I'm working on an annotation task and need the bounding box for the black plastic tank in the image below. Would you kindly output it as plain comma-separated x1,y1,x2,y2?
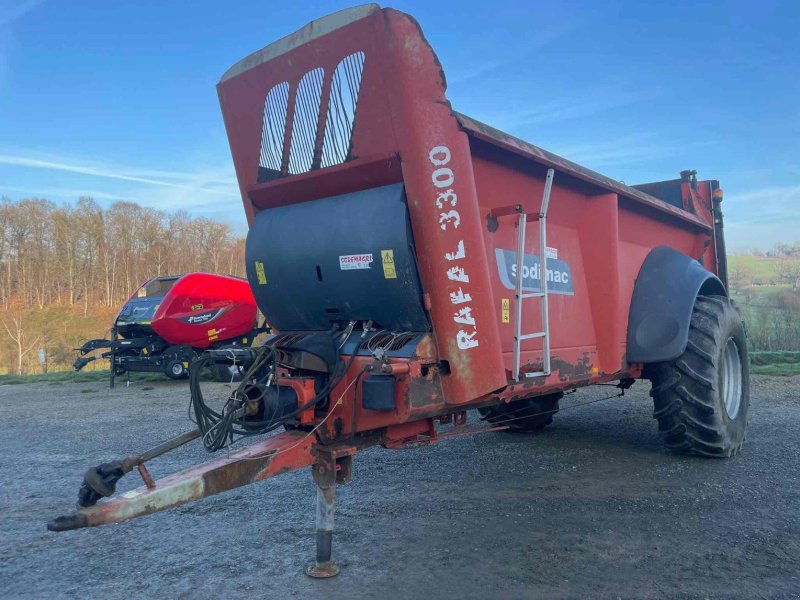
245,183,429,332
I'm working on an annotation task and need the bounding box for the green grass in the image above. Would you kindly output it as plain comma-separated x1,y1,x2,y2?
749,351,800,376
732,284,793,304
729,255,786,281
750,351,800,365
751,363,800,376
0,370,165,385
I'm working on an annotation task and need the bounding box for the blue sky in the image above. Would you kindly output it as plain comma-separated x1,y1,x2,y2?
0,0,797,250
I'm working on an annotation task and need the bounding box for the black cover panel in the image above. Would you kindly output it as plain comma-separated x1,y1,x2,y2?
246,183,429,331
626,246,726,363
631,179,683,209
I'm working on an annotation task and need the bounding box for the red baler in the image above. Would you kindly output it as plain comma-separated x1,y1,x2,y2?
74,273,258,384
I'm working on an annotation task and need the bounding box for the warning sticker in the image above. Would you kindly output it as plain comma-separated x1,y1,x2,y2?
254,261,267,284
339,254,373,270
381,249,397,279
501,298,510,323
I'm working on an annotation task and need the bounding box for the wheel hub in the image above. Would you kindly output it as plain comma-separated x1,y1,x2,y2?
721,337,743,419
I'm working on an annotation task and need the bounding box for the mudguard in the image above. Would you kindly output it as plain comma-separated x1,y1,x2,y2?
627,246,727,364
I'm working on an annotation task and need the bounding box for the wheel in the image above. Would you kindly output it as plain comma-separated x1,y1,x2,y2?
647,295,749,457
164,359,188,380
478,393,562,432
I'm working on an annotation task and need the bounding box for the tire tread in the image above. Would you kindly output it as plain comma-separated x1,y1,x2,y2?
646,294,748,458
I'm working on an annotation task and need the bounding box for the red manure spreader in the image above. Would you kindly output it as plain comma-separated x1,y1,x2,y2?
49,5,748,578
74,273,259,385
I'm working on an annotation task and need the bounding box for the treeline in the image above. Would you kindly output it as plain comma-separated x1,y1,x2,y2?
736,242,800,258
0,197,245,312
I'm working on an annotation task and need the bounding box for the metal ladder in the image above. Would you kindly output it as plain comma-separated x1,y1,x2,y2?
512,168,555,381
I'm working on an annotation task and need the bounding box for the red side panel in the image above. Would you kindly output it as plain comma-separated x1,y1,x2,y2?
380,10,506,403
151,273,257,348
217,7,507,404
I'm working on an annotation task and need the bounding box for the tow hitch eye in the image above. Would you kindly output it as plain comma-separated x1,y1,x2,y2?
79,459,136,508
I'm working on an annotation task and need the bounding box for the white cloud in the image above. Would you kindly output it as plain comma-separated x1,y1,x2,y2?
546,134,681,170
715,183,800,250
480,89,653,132
725,183,800,206
0,184,133,201
0,150,239,197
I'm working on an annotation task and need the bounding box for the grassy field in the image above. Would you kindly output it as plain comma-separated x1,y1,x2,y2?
0,369,167,385
728,255,784,281
749,351,800,376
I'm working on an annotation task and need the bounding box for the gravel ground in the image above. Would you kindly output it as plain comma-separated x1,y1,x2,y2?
1,374,799,599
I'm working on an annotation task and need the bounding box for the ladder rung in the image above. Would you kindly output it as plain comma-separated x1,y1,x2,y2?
524,371,549,378
518,332,546,340
520,292,545,299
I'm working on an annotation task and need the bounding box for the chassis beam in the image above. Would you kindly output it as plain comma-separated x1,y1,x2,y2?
48,430,316,531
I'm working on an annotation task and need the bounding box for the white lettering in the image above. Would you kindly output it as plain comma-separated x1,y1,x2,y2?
429,146,451,166
435,189,457,209
449,288,472,304
456,330,479,350
428,145,480,351
453,306,476,326
432,167,454,188
439,210,460,230
446,266,469,283
445,240,466,261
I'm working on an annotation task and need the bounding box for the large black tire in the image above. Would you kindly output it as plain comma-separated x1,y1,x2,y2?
479,393,562,432
647,295,749,457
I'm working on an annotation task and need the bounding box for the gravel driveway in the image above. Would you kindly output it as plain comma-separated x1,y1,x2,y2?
1,375,798,599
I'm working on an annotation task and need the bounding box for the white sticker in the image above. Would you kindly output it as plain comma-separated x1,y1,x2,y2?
545,246,558,259
339,254,374,270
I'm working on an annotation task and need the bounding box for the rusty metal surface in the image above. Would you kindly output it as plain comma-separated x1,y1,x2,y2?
48,430,316,531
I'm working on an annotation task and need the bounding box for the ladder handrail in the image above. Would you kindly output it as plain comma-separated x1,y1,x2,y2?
512,212,527,380
512,168,555,381
538,169,555,378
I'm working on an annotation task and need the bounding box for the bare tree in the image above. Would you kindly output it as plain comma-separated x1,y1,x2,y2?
2,314,41,375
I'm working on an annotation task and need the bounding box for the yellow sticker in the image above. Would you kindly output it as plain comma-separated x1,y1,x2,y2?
255,261,267,285
501,298,510,323
242,338,248,344
142,347,149,355
207,329,218,338
381,249,397,279
182,361,189,368
191,303,203,311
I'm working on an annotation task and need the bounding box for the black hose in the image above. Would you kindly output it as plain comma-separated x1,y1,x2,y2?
189,331,366,452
